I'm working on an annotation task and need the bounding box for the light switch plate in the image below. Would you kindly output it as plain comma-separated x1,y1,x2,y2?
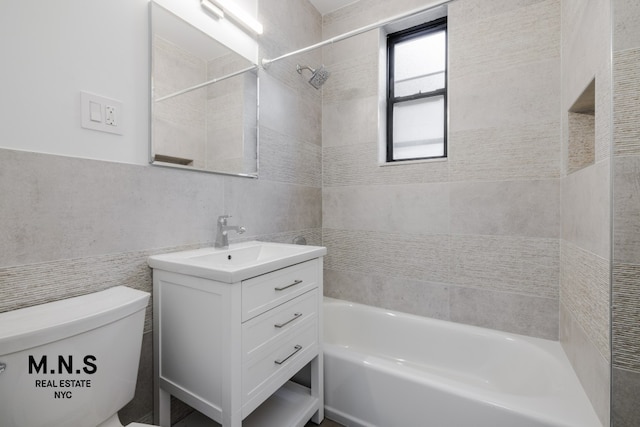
80,91,123,135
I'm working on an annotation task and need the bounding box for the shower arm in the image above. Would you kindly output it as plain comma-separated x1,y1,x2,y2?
261,0,454,69
297,65,315,74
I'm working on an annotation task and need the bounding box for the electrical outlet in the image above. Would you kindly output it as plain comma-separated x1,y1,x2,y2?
80,91,123,135
105,105,117,126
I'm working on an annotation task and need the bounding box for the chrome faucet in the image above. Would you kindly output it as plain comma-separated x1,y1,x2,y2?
215,215,246,249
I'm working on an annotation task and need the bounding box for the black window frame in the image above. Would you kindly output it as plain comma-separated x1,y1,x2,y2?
386,17,448,163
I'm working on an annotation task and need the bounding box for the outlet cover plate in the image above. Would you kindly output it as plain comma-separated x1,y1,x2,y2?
81,91,123,135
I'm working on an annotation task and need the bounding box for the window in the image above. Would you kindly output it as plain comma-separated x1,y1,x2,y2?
386,18,447,162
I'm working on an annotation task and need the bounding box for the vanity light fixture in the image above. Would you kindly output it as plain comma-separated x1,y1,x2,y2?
202,0,263,35
200,0,224,19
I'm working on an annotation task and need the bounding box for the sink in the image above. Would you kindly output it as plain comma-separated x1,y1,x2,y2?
147,241,327,283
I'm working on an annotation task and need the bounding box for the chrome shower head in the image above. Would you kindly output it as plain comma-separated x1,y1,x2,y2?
296,64,330,89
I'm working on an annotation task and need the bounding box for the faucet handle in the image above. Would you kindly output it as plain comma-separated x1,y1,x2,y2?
217,215,231,224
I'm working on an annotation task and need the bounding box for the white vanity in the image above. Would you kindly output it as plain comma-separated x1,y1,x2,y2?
148,241,326,427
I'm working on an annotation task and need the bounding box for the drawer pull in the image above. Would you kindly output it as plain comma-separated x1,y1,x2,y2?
274,345,302,365
274,279,303,291
274,312,303,328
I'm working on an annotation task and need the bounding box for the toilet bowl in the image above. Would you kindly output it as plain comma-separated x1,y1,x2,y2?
0,286,159,427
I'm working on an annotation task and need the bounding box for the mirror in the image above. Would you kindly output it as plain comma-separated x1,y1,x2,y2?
150,2,258,177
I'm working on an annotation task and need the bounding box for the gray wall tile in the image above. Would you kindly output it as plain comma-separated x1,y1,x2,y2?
449,286,559,339
560,241,610,361
323,183,450,235
260,71,322,147
446,0,552,24
321,31,378,67
323,228,450,284
612,368,640,427
612,8,640,421
324,268,450,321
323,143,450,186
259,126,322,187
450,235,559,299
450,179,560,238
560,303,611,421
562,159,611,259
613,0,640,52
567,111,595,174
0,246,167,331
595,64,613,163
561,2,612,423
322,96,378,148
0,149,225,266
613,262,640,372
449,59,560,134
448,122,561,181
613,156,640,264
613,49,640,156
449,0,560,81
321,50,378,103
224,174,321,239
561,0,611,110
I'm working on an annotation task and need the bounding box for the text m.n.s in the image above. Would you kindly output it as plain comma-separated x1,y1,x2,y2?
28,355,97,375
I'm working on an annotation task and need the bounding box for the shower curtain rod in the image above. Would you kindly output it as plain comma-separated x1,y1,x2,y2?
261,0,453,68
154,64,258,102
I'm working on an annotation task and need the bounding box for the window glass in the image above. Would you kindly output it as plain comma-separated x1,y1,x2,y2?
392,96,445,159
394,31,446,97
386,18,447,162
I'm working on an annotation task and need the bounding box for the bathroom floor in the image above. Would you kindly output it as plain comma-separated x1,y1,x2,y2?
174,411,344,427
306,419,344,427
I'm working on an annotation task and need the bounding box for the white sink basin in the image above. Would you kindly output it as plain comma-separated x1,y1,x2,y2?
147,241,327,283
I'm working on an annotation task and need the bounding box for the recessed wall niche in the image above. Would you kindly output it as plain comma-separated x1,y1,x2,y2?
568,79,596,174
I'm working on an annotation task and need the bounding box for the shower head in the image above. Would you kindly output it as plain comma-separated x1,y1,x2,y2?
296,64,330,89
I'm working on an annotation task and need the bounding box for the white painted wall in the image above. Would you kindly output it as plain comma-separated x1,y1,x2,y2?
0,0,150,164
0,0,258,166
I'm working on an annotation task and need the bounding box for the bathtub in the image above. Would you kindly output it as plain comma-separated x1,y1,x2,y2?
323,298,602,427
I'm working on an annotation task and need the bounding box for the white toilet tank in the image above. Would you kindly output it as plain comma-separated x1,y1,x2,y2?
0,286,150,427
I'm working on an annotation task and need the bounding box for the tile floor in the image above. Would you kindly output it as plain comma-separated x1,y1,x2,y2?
173,411,344,426
305,418,344,427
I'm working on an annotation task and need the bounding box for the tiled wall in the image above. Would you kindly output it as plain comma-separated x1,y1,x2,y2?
322,0,562,339
612,0,640,424
559,0,611,424
0,0,322,424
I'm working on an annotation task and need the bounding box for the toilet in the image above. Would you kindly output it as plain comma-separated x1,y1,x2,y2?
0,286,158,427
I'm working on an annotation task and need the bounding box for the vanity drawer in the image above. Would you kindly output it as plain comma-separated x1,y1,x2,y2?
241,259,319,321
242,289,318,359
242,317,318,412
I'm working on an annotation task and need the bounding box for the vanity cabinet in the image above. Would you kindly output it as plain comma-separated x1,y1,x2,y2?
151,257,324,427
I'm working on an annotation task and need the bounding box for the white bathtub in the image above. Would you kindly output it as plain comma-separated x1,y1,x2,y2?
323,298,602,427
